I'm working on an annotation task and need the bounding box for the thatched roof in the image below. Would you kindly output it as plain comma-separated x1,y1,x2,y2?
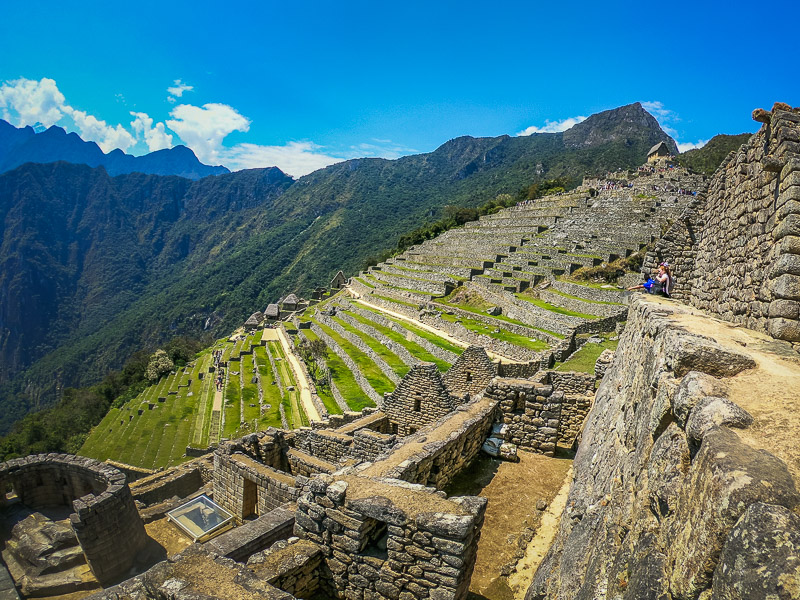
647,141,671,157
264,304,280,317
282,293,300,305
244,312,263,327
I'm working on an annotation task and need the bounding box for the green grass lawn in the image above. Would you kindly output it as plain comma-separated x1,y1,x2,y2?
351,301,464,356
311,318,394,397
555,334,620,374
515,292,600,319
544,286,625,305
343,310,451,371
302,328,376,412
438,312,549,351
253,346,286,429
332,316,409,377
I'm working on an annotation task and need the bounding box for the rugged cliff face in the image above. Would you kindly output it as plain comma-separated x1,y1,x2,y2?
528,295,800,600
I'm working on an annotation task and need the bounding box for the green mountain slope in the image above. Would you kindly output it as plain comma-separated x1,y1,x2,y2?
676,133,753,174
0,102,676,433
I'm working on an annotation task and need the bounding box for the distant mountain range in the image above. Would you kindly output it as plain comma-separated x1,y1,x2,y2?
0,120,230,179
0,102,690,432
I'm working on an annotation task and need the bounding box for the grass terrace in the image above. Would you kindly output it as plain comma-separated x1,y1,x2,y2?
515,292,601,319
300,328,375,412
555,333,620,374
343,310,451,371
332,315,410,378
438,312,549,352
311,318,395,397
351,301,464,355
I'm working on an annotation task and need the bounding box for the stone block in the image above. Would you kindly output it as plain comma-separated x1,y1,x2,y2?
685,397,754,441
771,273,800,300
774,214,800,241
768,317,800,341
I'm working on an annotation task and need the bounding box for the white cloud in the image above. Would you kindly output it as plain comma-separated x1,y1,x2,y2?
66,107,136,152
166,103,250,164
223,141,344,177
641,100,679,138
167,79,193,98
130,112,173,151
347,139,418,160
517,115,587,136
0,77,139,152
0,77,67,127
677,139,708,153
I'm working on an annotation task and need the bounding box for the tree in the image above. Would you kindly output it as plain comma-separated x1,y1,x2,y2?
145,349,174,382
297,338,328,385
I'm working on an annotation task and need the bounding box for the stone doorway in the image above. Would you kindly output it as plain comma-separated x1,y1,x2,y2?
242,478,258,518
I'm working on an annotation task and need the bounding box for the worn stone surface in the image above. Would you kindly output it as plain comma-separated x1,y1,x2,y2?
527,295,800,600
711,502,800,600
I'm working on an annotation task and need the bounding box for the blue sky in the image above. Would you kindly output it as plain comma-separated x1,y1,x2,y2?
1,0,797,176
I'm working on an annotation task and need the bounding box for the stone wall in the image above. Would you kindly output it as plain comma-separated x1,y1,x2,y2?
528,294,799,600
308,429,352,463
129,455,212,506
248,538,328,599
382,363,457,436
287,448,337,477
207,506,295,562
364,395,499,490
293,474,487,600
213,450,300,521
646,103,800,342
487,380,563,456
442,345,497,398
0,455,147,585
352,429,397,462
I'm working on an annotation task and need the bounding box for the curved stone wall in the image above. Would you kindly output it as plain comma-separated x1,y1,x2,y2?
0,454,147,585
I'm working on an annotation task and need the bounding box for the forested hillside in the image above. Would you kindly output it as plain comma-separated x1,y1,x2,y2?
0,102,679,432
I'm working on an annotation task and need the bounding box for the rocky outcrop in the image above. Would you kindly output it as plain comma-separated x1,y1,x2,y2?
527,295,800,600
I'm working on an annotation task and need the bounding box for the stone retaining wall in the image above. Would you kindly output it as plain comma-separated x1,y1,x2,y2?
129,456,212,506
528,294,797,600
287,449,337,477
309,322,383,406
352,429,397,462
487,380,563,456
0,454,147,585
344,301,459,364
316,312,401,384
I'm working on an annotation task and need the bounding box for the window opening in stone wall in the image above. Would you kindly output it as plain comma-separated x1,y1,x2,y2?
242,477,258,519
414,397,422,412
466,371,472,382
2,481,16,504
361,518,389,561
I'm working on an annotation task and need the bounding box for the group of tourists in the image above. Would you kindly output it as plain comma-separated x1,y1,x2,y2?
628,262,674,297
213,349,225,392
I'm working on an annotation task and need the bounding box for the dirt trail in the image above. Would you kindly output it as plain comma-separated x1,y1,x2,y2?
508,467,573,599
211,389,223,412
276,327,321,422
350,292,520,363
659,297,800,481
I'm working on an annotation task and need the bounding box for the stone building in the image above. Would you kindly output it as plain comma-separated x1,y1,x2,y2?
264,303,280,321
329,270,347,290
442,345,497,399
281,294,301,312
382,363,458,436
647,141,672,162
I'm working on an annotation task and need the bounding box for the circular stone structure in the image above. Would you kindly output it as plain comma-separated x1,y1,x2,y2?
0,453,147,585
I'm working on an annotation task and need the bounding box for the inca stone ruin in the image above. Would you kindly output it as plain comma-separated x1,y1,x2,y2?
1,103,799,600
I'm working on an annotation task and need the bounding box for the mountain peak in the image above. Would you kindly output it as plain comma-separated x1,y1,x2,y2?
562,102,678,154
0,119,230,180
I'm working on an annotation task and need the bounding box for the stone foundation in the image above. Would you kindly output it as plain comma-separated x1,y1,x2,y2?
0,454,147,585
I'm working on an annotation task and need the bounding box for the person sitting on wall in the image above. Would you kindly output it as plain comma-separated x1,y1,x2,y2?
628,263,673,297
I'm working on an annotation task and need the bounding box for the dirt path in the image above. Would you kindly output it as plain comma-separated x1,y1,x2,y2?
276,327,321,422
211,389,223,412
656,296,800,481
444,452,572,599
351,292,520,363
508,467,573,599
